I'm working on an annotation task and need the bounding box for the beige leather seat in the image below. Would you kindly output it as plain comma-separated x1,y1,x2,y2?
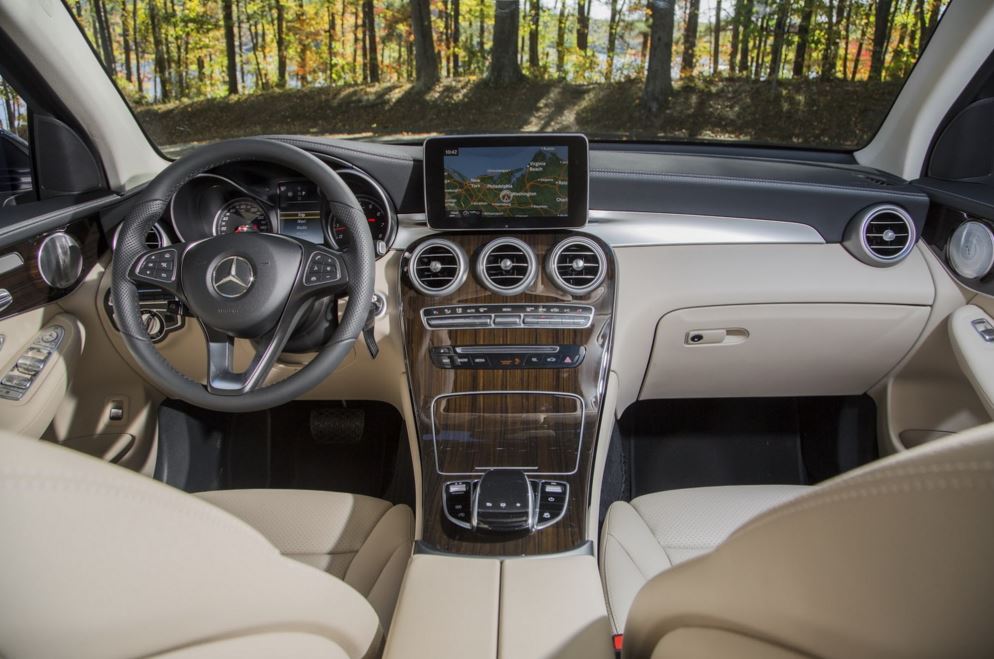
0,430,413,659
600,484,809,632
602,423,994,658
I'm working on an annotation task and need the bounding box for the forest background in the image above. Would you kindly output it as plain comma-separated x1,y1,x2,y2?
0,0,951,152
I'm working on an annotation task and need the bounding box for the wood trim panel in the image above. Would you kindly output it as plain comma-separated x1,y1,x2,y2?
0,219,104,321
401,231,615,556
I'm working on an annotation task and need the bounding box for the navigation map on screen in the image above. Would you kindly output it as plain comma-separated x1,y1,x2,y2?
442,145,569,218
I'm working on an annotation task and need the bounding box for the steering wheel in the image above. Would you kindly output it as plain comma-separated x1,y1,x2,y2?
112,138,374,412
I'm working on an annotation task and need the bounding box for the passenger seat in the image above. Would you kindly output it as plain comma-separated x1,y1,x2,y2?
600,485,807,632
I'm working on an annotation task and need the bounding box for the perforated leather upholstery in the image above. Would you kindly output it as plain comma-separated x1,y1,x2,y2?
611,423,994,658
0,430,412,659
196,489,413,629
600,485,807,632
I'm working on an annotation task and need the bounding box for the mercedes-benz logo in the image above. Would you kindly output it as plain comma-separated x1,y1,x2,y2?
212,256,254,298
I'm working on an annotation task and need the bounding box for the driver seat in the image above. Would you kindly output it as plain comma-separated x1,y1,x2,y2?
0,429,413,659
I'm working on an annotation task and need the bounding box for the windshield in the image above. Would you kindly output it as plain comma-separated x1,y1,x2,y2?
68,0,952,157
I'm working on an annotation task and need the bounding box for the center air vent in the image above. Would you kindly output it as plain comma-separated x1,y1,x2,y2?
843,204,916,267
476,238,537,295
547,237,607,295
407,238,468,297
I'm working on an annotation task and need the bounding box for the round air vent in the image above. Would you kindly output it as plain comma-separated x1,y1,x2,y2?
476,237,537,296
843,204,917,267
546,237,607,295
407,238,468,297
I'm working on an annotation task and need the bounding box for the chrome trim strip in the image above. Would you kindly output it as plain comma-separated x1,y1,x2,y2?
585,210,826,246
429,390,586,476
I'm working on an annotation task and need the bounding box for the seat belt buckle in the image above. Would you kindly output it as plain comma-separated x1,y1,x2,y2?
613,633,623,658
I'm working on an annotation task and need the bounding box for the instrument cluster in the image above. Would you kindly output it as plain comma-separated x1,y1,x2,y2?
167,164,396,258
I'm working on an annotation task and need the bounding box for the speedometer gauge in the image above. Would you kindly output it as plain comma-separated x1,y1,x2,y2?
214,198,272,235
948,220,994,280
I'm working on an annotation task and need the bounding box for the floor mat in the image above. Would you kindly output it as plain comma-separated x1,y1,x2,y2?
618,396,877,499
158,399,409,504
623,398,807,497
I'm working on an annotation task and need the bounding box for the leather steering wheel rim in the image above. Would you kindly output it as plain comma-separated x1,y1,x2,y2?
111,138,375,413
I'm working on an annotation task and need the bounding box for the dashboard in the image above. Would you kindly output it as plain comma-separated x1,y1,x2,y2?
164,161,397,256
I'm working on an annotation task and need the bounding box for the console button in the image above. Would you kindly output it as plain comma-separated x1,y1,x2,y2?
493,314,522,327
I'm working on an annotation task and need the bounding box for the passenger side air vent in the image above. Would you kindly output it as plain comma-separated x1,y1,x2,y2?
843,204,917,267
476,238,537,295
546,237,607,295
407,238,468,297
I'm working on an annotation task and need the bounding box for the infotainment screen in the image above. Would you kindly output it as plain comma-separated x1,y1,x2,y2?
423,134,588,230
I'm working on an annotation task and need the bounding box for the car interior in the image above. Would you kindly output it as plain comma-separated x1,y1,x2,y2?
1,0,993,657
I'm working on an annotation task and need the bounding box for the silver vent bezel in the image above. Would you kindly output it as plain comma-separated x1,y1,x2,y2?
844,204,917,267
407,238,469,297
475,237,538,296
546,237,607,295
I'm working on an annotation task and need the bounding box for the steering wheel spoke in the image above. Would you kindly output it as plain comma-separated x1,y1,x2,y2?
127,244,187,303
202,302,310,395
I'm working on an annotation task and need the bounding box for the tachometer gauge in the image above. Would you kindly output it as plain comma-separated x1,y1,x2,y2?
214,198,272,235
330,195,389,250
948,220,994,280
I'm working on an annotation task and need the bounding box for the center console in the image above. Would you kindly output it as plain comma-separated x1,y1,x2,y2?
401,230,613,555
387,134,615,659
403,134,613,557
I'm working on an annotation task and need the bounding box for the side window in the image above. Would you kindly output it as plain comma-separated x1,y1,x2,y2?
0,75,33,207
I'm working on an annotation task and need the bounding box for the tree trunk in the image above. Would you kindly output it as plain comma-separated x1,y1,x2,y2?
766,0,791,81
222,0,239,94
711,0,722,75
643,0,676,113
606,0,624,81
737,0,753,75
236,0,246,88
556,0,568,76
411,0,439,87
149,0,169,100
363,0,379,82
275,1,287,88
122,2,133,83
868,0,893,80
94,0,117,75
793,0,815,77
576,0,590,52
132,0,143,94
452,0,460,75
326,0,336,82
489,0,524,84
528,0,540,72
729,0,743,75
681,0,701,77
